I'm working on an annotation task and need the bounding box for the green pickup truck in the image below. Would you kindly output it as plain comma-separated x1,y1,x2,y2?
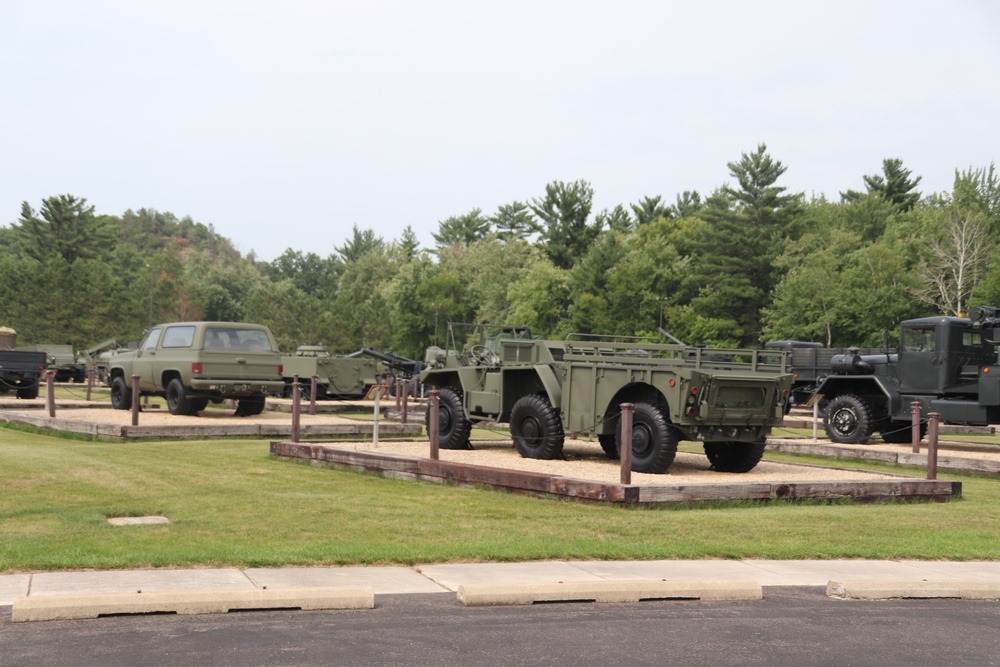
107,322,285,416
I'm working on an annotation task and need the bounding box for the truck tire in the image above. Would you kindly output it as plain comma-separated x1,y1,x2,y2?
615,402,677,474
510,394,565,460
880,421,927,444
704,439,767,473
191,397,210,413
824,394,874,444
235,396,266,416
16,382,39,400
428,386,471,450
110,376,132,410
598,434,618,459
166,378,196,416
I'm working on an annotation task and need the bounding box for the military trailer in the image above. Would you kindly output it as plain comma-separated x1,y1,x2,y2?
281,346,381,399
419,325,793,474
0,327,47,399
816,307,1000,444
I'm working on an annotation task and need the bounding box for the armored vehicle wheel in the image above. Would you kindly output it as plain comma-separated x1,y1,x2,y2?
191,398,210,413
235,396,266,416
880,420,927,444
615,402,677,474
110,376,132,410
428,386,471,449
166,378,196,415
824,394,874,444
510,394,565,460
704,439,767,473
598,434,618,459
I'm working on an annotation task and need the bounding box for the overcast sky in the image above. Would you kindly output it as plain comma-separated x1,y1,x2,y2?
2,1,998,262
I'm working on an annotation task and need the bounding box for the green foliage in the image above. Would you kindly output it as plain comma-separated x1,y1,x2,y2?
489,201,538,242
17,194,115,263
842,158,923,212
335,225,384,262
530,179,601,269
432,208,492,250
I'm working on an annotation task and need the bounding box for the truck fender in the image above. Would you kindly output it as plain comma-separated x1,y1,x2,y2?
532,364,562,408
813,375,897,412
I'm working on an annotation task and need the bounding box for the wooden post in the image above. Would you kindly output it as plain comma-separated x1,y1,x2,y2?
620,402,634,485
130,374,140,426
291,374,301,444
428,389,440,460
401,379,409,424
46,371,56,418
927,411,940,480
309,375,318,416
86,367,94,401
911,401,922,453
373,389,380,448
395,378,402,411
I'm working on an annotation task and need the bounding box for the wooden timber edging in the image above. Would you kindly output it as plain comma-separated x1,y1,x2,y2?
768,439,1000,478
270,441,961,506
0,409,422,441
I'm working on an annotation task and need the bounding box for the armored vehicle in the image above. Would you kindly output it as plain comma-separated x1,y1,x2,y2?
107,322,284,416
0,327,47,399
281,346,381,399
816,307,1000,444
419,325,793,474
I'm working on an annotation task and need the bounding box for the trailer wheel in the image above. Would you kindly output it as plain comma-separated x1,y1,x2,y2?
166,378,196,416
428,386,472,450
704,439,767,473
110,376,132,410
615,402,677,474
510,394,565,460
824,394,874,444
235,396,266,417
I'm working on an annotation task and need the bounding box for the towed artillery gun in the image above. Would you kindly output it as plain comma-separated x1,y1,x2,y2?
281,346,381,399
419,324,793,474
815,306,1000,444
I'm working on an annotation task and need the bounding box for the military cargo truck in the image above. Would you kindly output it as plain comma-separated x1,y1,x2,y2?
107,322,284,416
17,344,86,382
765,340,881,405
0,327,47,399
281,346,381,399
815,307,1000,444
419,325,793,474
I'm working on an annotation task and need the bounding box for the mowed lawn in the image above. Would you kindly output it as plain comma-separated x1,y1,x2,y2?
2,425,1000,572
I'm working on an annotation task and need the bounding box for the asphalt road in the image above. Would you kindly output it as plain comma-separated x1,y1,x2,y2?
3,588,1000,666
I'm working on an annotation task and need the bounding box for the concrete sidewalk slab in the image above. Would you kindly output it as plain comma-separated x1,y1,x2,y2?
27,568,256,599
457,579,762,606
739,559,974,586
244,566,449,594
417,561,607,591
570,559,771,583
0,574,31,606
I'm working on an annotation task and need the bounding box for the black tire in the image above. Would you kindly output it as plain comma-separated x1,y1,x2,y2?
16,382,39,400
166,378,195,416
824,394,875,444
598,434,618,459
880,421,927,444
235,396,266,416
427,386,471,450
614,402,678,474
110,376,132,410
704,439,767,473
510,394,564,460
191,398,210,414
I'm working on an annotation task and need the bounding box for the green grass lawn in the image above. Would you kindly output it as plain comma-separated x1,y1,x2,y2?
2,424,1000,572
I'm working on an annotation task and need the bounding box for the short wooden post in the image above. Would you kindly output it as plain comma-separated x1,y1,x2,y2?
395,378,402,411
401,379,409,424
85,367,94,401
927,411,940,480
373,389,380,447
309,375,318,416
291,374,301,443
130,374,140,426
46,371,56,418
428,389,440,460
812,401,819,443
911,401,922,453
620,402,634,485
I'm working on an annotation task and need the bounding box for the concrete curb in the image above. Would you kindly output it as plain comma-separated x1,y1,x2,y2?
827,580,1000,600
456,579,762,606
11,586,375,622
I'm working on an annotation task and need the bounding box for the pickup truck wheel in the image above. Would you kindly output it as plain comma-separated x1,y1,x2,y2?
235,396,266,416
510,394,565,460
428,386,471,450
616,402,677,474
824,394,874,444
191,398,210,413
704,439,767,473
110,376,132,410
166,378,195,416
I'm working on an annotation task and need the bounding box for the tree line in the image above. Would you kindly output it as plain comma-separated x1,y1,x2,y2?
1,144,998,359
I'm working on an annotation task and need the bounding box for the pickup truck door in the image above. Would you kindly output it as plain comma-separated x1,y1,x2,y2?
133,328,162,391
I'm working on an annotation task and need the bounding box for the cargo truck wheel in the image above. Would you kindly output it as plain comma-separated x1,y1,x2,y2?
510,394,565,460
704,439,767,473
615,402,677,474
598,434,618,459
235,396,266,416
166,378,196,416
428,386,472,449
110,376,132,410
824,394,874,444
880,420,927,443
16,382,39,400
